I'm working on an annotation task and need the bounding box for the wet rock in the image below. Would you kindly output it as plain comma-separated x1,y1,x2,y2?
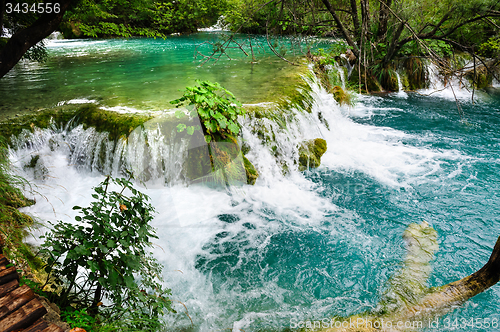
298,138,327,171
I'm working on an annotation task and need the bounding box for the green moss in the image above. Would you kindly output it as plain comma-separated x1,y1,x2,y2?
349,67,384,93
403,57,428,90
378,67,399,91
298,138,327,171
243,155,258,185
0,137,42,273
75,105,153,141
0,105,154,143
466,66,493,89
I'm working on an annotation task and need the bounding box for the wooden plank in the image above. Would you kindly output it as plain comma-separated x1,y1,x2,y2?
0,285,35,320
0,279,19,298
0,267,19,285
0,298,47,332
0,255,8,268
41,324,64,332
21,318,49,332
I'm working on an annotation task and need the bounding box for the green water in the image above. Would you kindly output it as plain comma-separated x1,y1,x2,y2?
0,33,316,117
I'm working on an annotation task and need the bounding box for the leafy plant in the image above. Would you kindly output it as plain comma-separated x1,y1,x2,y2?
62,308,96,331
40,176,174,329
171,80,245,143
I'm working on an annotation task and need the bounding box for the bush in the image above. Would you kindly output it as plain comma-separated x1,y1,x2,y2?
171,80,245,143
40,176,174,330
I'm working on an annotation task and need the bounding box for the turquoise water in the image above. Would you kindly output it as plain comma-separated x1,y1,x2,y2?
4,36,500,331
0,33,319,118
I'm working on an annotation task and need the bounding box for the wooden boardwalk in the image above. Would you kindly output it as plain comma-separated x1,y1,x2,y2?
0,254,64,332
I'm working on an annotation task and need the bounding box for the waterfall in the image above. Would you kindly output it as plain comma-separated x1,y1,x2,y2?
11,68,473,332
395,72,408,98
9,116,199,186
334,63,346,90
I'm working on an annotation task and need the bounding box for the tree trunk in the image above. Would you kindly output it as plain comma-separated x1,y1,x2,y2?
349,0,361,45
321,0,360,57
401,236,500,320
0,0,78,79
377,0,392,40
0,0,5,36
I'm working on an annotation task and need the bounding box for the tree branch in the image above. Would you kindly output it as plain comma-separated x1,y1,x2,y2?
0,0,79,79
321,0,360,57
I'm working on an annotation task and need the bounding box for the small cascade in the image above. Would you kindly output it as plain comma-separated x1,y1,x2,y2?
339,54,354,78
1,27,11,38
46,31,63,40
9,117,197,186
334,63,346,90
198,16,228,32
395,72,408,98
423,62,473,100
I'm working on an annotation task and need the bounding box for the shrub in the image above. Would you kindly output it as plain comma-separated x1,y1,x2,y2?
171,80,245,143
40,176,173,330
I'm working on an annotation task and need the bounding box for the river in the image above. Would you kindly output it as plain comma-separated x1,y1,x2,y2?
3,34,500,331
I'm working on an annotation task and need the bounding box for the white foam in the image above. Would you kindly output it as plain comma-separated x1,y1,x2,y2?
56,98,97,106
419,63,474,100
10,69,473,331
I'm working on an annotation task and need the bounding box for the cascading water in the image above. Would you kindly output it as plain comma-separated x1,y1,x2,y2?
395,72,408,98
333,63,346,90
6,39,500,331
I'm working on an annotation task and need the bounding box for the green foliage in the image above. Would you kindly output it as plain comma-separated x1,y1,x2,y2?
478,37,500,58
0,137,39,271
62,308,96,331
171,80,245,142
64,0,229,38
40,176,173,328
19,275,50,297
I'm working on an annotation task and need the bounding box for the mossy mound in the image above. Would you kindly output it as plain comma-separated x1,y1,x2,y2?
0,139,43,274
0,104,154,143
298,138,327,171
184,131,259,185
243,155,258,185
75,105,153,141
403,57,428,90
465,66,493,89
349,67,384,93
330,86,352,106
377,67,399,92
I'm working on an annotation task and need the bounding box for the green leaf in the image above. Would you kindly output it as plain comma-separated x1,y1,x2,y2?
175,110,185,119
176,123,187,132
186,126,195,135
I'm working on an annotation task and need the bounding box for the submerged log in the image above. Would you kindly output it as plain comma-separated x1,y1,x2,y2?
402,235,500,320
321,223,500,331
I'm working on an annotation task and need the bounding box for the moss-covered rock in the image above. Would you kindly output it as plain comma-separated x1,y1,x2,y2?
298,138,327,171
0,105,154,143
75,105,153,141
349,67,384,93
465,66,493,89
403,57,428,90
378,67,399,91
243,155,258,185
184,131,259,185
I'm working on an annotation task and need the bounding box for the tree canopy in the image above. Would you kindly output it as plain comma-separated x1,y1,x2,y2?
0,0,499,81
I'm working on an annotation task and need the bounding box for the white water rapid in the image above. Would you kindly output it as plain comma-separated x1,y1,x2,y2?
10,70,471,331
